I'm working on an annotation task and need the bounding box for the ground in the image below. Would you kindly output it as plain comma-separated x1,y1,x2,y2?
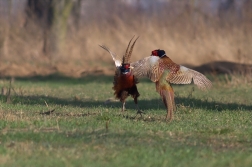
0,74,251,167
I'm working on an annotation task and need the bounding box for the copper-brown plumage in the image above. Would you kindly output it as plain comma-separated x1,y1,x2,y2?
99,36,142,115
131,49,212,121
113,71,140,111
113,72,137,99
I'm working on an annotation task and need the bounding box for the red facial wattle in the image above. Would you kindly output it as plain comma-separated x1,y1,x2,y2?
151,50,159,56
123,64,130,69
120,63,131,74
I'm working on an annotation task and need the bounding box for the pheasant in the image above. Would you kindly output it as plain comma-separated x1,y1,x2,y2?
99,37,143,116
131,49,212,121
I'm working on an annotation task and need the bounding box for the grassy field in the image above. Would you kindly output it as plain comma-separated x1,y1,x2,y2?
0,74,251,167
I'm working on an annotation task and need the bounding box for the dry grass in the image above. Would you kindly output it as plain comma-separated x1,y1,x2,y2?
0,1,252,77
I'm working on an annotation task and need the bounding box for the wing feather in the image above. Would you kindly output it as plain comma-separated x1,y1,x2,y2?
131,56,161,82
168,66,212,90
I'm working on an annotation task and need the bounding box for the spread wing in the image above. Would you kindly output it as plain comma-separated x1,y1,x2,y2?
99,45,121,67
167,66,212,90
131,56,212,90
131,56,161,82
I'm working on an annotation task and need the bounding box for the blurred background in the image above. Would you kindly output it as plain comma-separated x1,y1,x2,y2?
0,0,251,77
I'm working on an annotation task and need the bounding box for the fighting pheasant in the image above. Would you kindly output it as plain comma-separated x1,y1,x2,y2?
99,37,143,116
131,49,212,121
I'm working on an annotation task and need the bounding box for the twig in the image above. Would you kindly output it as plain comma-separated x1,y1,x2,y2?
40,109,55,115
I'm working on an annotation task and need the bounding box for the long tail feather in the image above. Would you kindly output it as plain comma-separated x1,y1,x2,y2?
125,36,139,63
123,36,135,64
99,45,121,67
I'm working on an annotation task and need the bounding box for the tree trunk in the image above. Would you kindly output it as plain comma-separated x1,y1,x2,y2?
26,0,74,59
0,0,12,58
47,0,73,58
72,0,82,30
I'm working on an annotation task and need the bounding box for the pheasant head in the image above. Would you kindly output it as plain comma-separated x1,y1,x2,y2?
151,49,166,58
120,63,131,74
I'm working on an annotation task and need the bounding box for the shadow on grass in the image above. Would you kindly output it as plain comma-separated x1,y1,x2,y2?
1,93,251,113
174,97,252,112
1,73,152,85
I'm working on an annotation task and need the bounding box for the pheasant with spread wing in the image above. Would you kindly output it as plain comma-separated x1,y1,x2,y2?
99,37,143,116
131,49,212,121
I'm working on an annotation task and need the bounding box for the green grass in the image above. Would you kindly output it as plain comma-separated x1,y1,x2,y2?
0,74,252,167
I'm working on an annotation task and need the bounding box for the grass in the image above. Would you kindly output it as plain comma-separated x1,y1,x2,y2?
0,74,251,167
